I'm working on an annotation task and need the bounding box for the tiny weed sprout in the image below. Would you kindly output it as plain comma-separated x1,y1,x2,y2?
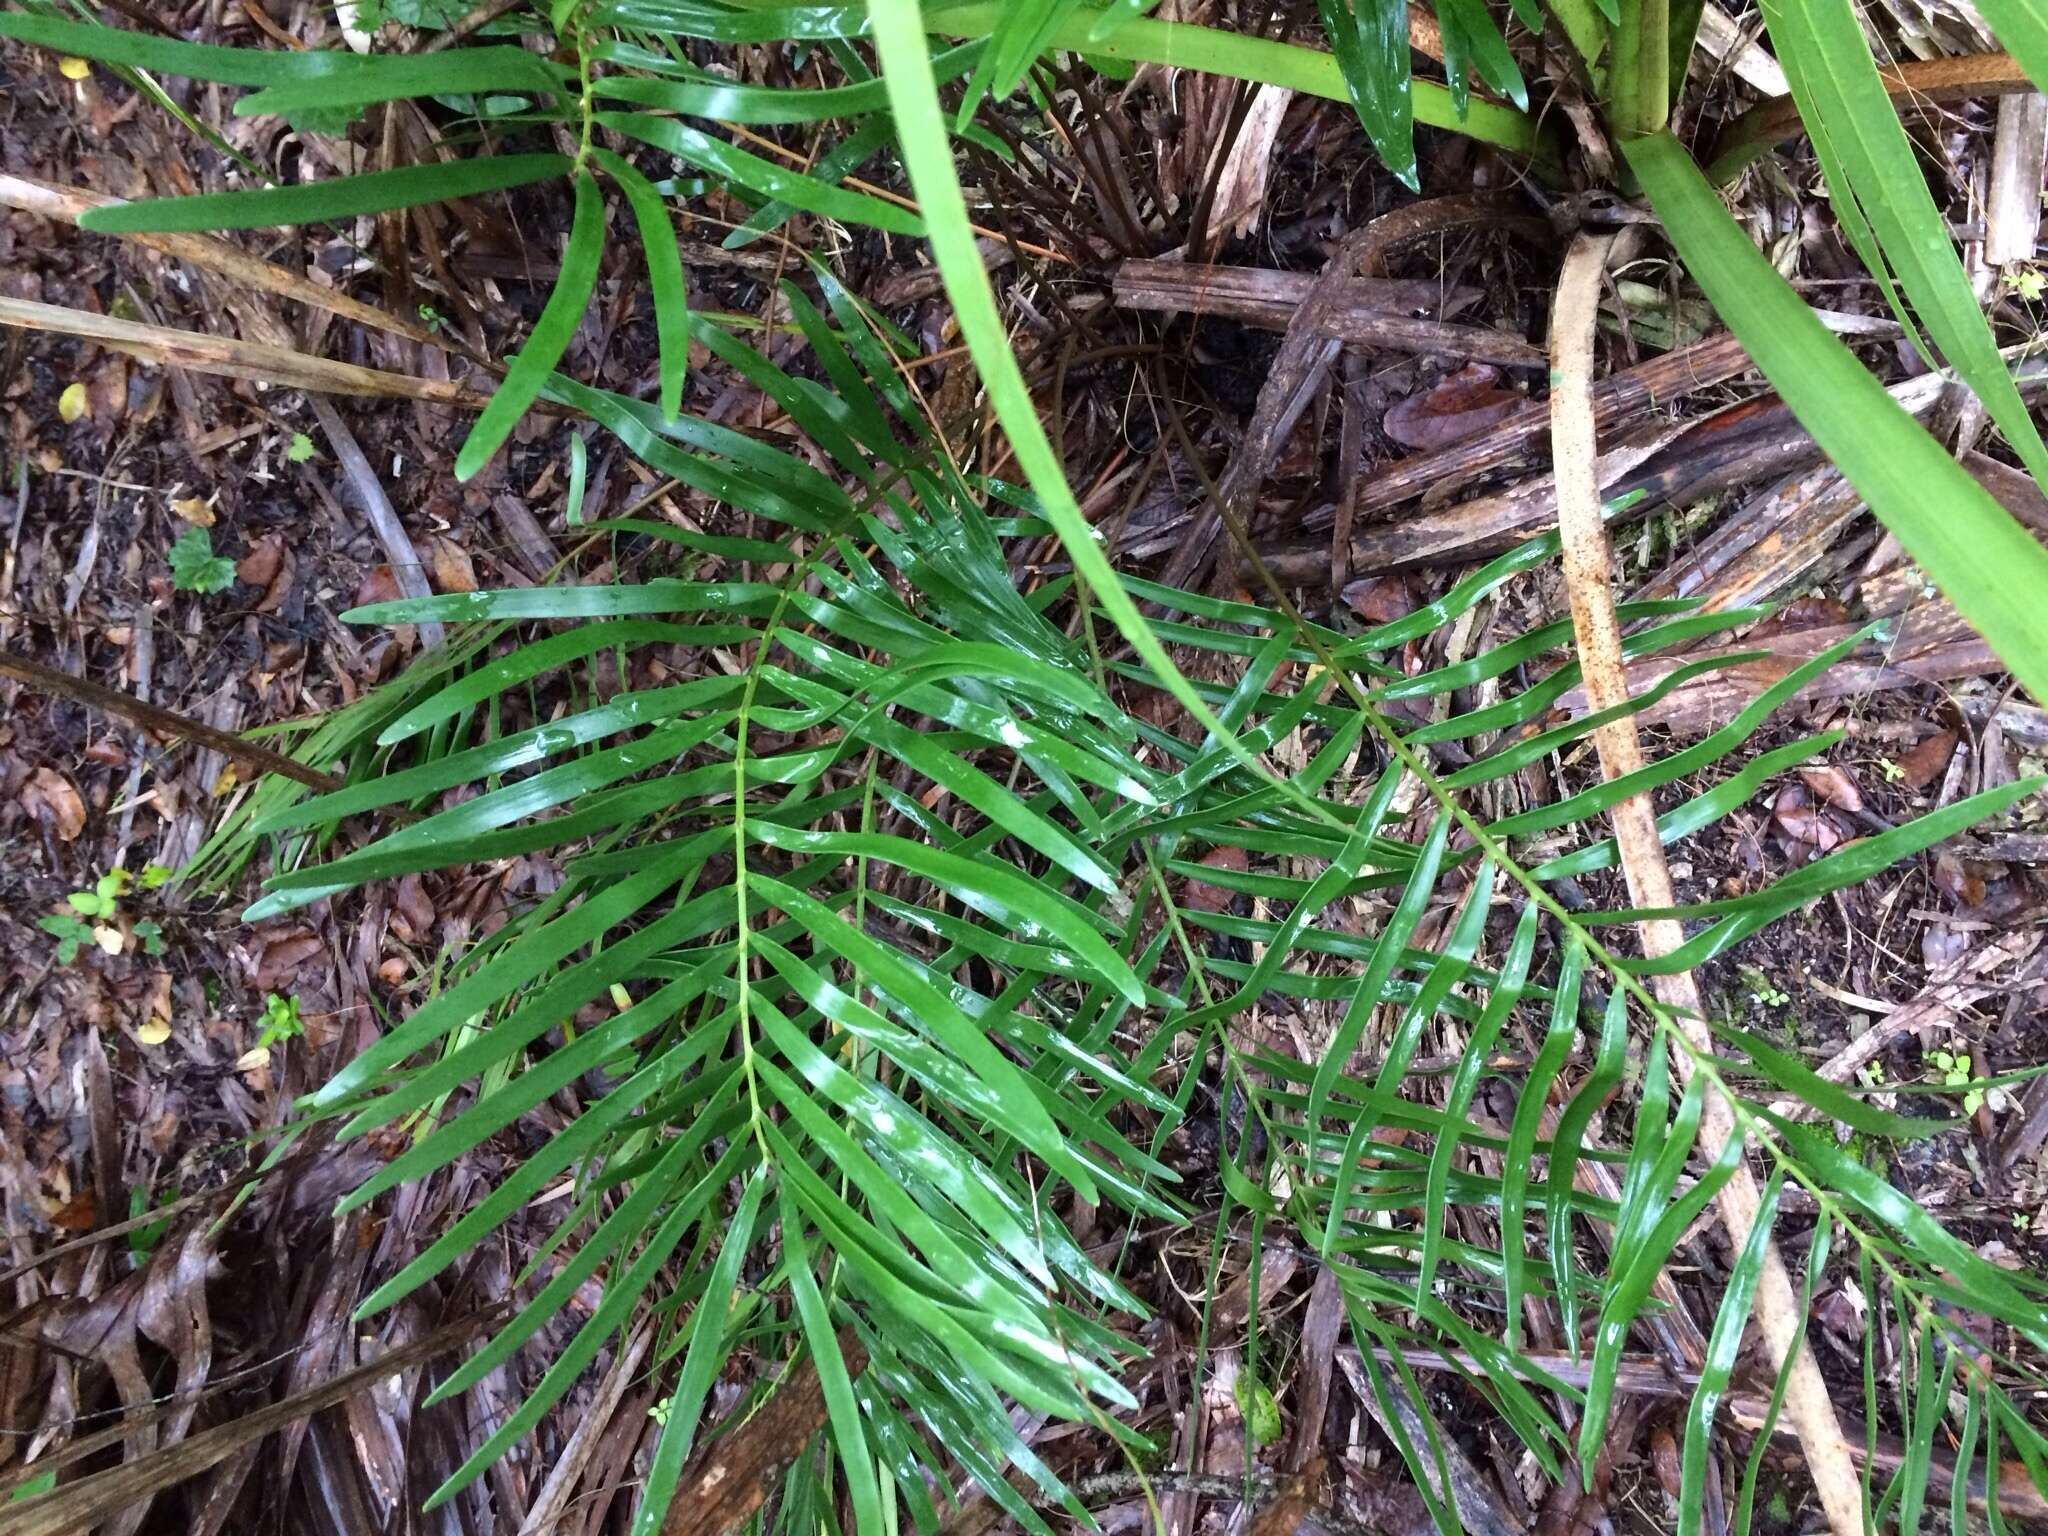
168,526,236,594
38,867,167,964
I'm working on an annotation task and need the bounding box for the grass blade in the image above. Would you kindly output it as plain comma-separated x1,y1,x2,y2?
78,155,570,233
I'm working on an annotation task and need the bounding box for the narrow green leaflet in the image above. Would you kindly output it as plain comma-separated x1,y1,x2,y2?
1678,1173,1782,1536
629,1165,770,1536
780,1187,886,1536
599,111,926,235
456,167,605,479
0,10,403,84
590,148,690,420
1763,0,2048,487
1625,131,2048,701
1315,0,1418,189
1437,0,1528,113
1502,939,1585,1352
231,48,571,115
78,154,571,234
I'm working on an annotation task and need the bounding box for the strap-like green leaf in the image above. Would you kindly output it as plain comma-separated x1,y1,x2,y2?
590,149,690,421
1678,1172,1782,1536
1763,0,2048,490
627,1163,770,1536
456,166,606,480
600,111,926,234
78,154,570,233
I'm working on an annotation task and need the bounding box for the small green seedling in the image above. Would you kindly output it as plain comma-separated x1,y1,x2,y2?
1739,965,1791,1011
1878,757,1905,784
256,992,305,1050
39,865,170,963
126,1183,177,1258
1925,1047,1984,1116
1234,1372,1282,1446
168,527,235,594
286,431,316,462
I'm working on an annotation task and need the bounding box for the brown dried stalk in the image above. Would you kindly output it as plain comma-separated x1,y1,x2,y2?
1548,231,1864,1536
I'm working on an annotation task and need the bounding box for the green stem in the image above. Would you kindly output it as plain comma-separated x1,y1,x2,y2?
1610,0,1670,138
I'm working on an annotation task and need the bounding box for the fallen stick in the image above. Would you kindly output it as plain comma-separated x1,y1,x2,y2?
0,295,498,410
1161,195,1543,596
662,1332,868,1536
1711,51,2035,181
1250,349,2048,583
1113,260,1541,365
307,396,444,650
1803,930,2040,1096
0,174,443,353
1548,232,1864,1536
1552,597,1999,735
1342,330,1755,520
0,649,344,794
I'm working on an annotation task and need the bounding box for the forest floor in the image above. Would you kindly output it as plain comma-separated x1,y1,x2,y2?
5,3,2048,1534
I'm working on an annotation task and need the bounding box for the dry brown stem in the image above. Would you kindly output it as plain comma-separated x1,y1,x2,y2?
1548,231,1864,1536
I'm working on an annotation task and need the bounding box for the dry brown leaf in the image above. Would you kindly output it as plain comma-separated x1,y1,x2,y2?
24,765,87,839
1648,1426,1682,1497
1383,364,1521,450
170,495,215,526
427,534,478,593
1179,844,1248,915
1339,573,1416,625
1895,728,1957,791
254,930,324,991
236,537,281,587
87,352,127,421
1799,763,1865,813
1773,784,1849,852
354,564,404,609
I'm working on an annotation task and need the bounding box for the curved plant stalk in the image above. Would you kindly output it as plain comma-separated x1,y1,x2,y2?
1549,231,1861,1536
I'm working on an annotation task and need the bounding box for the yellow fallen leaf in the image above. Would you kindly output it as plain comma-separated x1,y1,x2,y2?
609,983,633,1011
92,924,125,956
170,495,215,526
58,382,88,423
211,764,238,797
57,55,90,80
235,1046,271,1073
137,1019,172,1046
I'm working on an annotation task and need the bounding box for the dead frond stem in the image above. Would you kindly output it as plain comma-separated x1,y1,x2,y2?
1548,229,1864,1536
